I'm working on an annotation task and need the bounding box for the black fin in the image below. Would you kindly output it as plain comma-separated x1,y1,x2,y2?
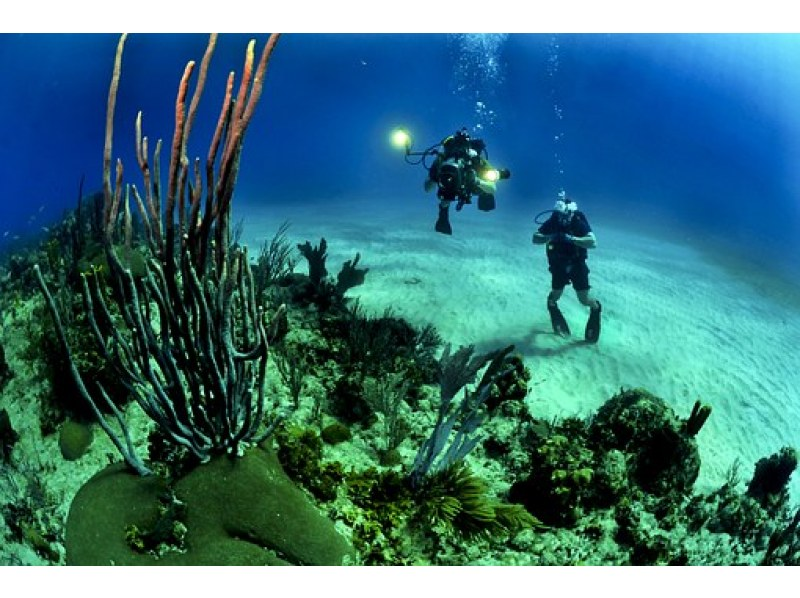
435,207,452,235
585,301,602,343
548,304,571,337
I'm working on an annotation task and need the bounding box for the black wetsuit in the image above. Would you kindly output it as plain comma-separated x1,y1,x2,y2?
428,137,485,203
537,211,593,291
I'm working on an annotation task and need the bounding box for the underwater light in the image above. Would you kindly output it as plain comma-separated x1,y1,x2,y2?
481,168,510,182
481,168,500,182
391,128,412,150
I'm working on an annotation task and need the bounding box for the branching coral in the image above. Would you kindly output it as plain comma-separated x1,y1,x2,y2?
34,33,284,475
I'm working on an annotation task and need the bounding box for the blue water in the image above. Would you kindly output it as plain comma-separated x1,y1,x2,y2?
1,33,799,277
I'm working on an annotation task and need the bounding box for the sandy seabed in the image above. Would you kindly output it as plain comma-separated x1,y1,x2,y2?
238,195,800,499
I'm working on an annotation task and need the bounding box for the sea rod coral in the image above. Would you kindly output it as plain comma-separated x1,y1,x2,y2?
34,33,283,475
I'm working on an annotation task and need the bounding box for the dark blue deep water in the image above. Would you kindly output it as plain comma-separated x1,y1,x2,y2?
1,33,799,277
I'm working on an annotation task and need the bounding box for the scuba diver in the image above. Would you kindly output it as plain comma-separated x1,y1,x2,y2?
393,127,510,235
532,193,602,343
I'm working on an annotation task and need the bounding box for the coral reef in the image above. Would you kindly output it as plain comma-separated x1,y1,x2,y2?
6,222,800,564
1,33,799,568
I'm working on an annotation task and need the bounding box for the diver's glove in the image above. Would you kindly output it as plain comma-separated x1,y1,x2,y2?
552,233,575,243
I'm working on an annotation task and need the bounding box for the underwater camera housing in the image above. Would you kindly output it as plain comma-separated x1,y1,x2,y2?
437,157,473,200
437,160,509,205
437,157,488,207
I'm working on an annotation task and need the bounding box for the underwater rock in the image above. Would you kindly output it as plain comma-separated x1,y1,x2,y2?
614,500,686,565
58,419,94,461
0,408,19,464
508,429,596,527
704,490,776,548
746,446,798,511
0,342,12,391
588,388,701,496
593,448,630,507
321,421,353,445
66,443,355,565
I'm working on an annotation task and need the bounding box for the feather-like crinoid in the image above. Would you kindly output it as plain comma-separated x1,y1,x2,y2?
416,460,543,538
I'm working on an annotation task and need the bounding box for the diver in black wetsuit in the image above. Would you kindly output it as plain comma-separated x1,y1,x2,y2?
532,195,602,343
423,128,510,235
393,126,510,235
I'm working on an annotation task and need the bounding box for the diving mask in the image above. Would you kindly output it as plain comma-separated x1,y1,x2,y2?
554,198,578,213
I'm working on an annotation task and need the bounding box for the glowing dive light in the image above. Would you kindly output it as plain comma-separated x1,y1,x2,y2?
482,168,500,182
391,128,412,150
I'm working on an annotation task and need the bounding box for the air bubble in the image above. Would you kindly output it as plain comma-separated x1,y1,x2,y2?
448,34,508,131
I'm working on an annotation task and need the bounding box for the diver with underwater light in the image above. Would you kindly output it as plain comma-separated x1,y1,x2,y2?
392,127,510,235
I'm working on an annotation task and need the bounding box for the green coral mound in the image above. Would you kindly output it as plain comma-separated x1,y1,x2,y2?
58,419,93,461
65,442,355,565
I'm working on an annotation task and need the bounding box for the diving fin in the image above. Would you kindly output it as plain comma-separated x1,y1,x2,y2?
435,206,452,235
548,303,571,337
585,301,602,343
